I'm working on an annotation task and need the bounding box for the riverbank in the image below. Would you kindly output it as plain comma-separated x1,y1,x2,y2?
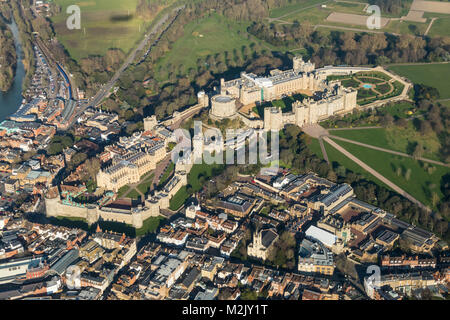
0,18,17,92
0,15,25,121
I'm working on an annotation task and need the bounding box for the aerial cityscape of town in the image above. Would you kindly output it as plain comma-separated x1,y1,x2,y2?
0,0,449,306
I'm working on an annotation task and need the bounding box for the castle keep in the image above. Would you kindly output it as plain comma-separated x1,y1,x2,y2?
208,56,358,131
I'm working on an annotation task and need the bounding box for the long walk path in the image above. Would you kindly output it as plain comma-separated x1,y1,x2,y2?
323,136,431,212
329,135,450,168
319,137,329,164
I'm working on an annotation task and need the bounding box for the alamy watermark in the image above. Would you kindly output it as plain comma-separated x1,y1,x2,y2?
366,5,381,30
171,121,280,175
66,5,81,30
66,265,81,289
365,265,381,291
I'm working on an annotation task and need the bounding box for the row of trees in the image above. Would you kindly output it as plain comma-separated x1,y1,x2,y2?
0,0,36,93
248,21,450,66
0,20,17,92
278,124,450,242
368,0,411,15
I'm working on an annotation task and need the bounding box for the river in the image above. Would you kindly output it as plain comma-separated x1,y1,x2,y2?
0,17,25,121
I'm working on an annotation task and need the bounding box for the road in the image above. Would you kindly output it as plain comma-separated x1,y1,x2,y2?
267,0,331,23
329,134,450,168
87,6,185,109
323,136,431,212
35,38,77,100
61,5,185,129
314,24,400,36
424,17,437,36
319,137,329,164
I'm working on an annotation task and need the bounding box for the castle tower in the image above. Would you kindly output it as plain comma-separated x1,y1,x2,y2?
144,115,157,131
197,91,208,108
293,56,304,71
132,211,143,229
86,205,98,226
220,78,226,95
294,101,308,127
263,107,283,131
293,56,315,73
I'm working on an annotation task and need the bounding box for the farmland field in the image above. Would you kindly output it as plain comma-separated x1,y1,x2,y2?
50,0,175,62
428,17,450,37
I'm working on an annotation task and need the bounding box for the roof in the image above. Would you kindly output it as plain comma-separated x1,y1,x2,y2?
305,225,337,247
260,229,278,248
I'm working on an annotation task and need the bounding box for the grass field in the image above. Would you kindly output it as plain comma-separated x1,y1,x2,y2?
116,185,130,198
320,101,417,128
154,13,272,81
269,0,329,19
158,162,175,187
330,125,442,161
305,137,392,189
324,140,392,189
428,17,450,38
50,0,172,62
388,63,450,99
136,216,165,237
127,189,141,200
383,20,428,36
307,137,323,160
253,94,305,117
331,139,449,210
137,173,154,195
169,162,225,211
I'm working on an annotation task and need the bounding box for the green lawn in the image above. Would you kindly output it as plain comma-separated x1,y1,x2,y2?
154,13,271,81
388,63,450,99
137,174,154,195
305,137,391,189
281,5,331,24
330,125,442,161
322,140,392,190
269,0,330,19
169,162,226,210
428,17,450,38
253,94,305,117
127,189,141,200
158,162,175,187
169,185,189,211
117,185,130,198
307,137,324,160
383,20,428,36
331,139,450,210
136,216,165,237
50,0,174,62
